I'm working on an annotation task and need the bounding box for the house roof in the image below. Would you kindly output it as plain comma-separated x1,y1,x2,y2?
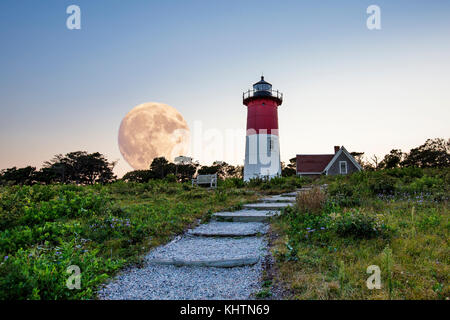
296,146,363,174
296,154,335,173
323,146,362,173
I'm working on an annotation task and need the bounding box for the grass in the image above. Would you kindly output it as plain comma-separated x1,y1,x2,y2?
270,168,449,300
0,181,259,299
0,176,303,300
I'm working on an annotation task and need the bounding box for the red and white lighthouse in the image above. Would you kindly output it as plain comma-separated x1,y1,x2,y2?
243,76,283,181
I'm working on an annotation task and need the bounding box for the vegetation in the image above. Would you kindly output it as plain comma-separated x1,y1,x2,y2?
0,152,116,186
0,174,307,300
0,137,447,300
271,167,449,299
358,138,449,170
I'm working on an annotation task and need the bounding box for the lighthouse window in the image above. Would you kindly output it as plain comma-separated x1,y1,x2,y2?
254,83,271,91
269,137,274,151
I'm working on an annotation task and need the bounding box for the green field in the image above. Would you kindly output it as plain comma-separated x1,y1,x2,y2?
270,168,449,300
0,176,302,300
1,169,448,300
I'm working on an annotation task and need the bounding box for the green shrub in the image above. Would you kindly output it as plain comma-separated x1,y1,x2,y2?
416,211,442,231
405,175,444,193
220,178,245,189
367,174,396,195
331,209,389,239
327,181,361,207
164,174,177,183
0,243,124,300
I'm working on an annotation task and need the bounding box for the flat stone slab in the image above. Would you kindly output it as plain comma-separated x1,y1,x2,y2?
280,191,299,197
213,209,279,222
145,236,265,267
243,202,292,210
147,257,259,268
260,195,296,203
187,221,268,237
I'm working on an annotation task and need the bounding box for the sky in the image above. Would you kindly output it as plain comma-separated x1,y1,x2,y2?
0,0,449,177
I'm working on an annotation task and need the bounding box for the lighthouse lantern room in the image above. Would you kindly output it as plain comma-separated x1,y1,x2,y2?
242,76,283,182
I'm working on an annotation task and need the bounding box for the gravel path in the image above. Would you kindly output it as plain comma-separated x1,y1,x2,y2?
98,262,265,300
98,191,296,300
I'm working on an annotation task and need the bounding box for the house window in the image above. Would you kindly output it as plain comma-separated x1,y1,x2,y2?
339,161,348,174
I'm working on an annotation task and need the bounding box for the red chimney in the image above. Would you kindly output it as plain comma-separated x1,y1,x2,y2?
334,146,340,153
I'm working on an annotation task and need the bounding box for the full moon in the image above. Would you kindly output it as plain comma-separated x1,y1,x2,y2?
118,102,190,170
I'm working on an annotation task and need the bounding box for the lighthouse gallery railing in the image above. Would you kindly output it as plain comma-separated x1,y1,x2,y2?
242,89,283,102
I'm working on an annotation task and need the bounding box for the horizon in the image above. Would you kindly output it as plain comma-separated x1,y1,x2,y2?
1,0,449,177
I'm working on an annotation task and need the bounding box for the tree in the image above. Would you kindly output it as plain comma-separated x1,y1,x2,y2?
122,170,155,183
282,157,297,176
402,138,450,168
175,164,197,182
379,149,404,169
174,156,198,182
370,154,381,171
0,166,36,185
43,151,116,184
197,161,239,180
350,152,365,166
150,157,174,179
34,167,59,184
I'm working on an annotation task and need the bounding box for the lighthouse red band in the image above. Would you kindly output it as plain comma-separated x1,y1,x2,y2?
246,99,279,135
243,76,283,181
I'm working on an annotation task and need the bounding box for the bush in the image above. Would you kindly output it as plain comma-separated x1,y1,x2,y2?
367,173,396,195
164,174,177,183
331,209,389,239
220,178,245,189
405,175,444,193
327,180,361,207
0,244,123,300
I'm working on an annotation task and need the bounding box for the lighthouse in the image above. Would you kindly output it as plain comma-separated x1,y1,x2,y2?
243,76,283,181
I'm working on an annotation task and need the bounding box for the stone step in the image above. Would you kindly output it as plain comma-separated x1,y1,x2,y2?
243,202,292,210
145,236,265,268
187,221,268,237
147,257,259,268
260,195,296,203
280,191,299,197
212,209,280,222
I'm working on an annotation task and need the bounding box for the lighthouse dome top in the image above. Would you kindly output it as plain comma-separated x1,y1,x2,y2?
243,76,283,105
253,76,272,92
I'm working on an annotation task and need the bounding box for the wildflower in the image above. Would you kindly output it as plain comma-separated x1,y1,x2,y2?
4,256,8,261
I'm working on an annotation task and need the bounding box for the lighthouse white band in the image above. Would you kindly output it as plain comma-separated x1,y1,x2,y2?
244,133,281,182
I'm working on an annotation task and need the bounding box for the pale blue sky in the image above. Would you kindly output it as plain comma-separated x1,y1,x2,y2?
1,0,449,176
